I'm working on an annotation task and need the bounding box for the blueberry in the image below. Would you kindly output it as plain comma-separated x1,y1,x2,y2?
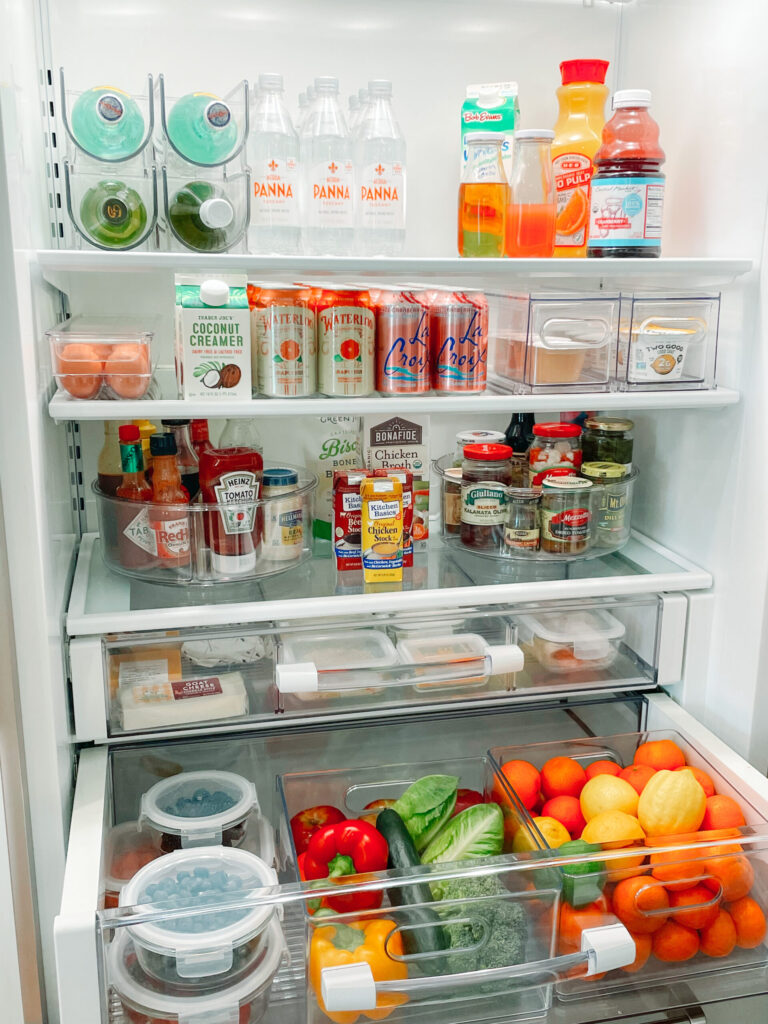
194,867,210,878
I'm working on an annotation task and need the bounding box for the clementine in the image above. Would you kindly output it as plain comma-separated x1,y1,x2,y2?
541,756,587,800
494,760,540,811
622,931,652,973
634,739,686,772
559,895,612,953
704,850,754,902
649,849,703,891
585,760,622,781
668,883,720,930
540,795,585,838
651,920,699,962
727,896,767,949
620,764,656,795
611,874,669,934
700,794,746,831
699,908,737,958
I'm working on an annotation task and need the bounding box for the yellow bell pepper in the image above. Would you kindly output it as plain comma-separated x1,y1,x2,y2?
310,919,409,1024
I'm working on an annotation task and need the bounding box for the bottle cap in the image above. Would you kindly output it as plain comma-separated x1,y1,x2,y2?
118,425,140,443
200,279,230,306
560,59,610,85
161,419,191,426
542,475,593,491
367,80,392,96
257,72,283,91
463,443,514,461
150,433,177,456
581,461,627,481
613,88,651,108
585,417,634,434
314,76,339,93
263,467,299,487
515,129,555,141
199,198,234,230
532,422,582,439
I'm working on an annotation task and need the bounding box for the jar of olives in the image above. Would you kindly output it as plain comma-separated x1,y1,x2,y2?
582,417,634,472
461,443,514,551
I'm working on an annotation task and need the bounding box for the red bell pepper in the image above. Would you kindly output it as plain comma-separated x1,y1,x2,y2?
304,820,388,912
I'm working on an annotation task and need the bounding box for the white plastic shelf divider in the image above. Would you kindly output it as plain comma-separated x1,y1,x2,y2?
66,530,711,637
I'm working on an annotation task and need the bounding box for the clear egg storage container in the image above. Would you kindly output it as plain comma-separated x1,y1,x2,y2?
119,847,279,985
46,316,154,400
139,770,259,852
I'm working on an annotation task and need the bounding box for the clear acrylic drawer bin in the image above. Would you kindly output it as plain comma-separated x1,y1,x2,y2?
489,729,768,1002
161,166,250,254
47,315,154,400
64,158,158,251
93,464,316,585
616,296,720,391
58,69,155,165
489,295,619,393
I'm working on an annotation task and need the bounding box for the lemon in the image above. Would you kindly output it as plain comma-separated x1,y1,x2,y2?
638,768,707,837
581,811,646,881
512,815,571,853
580,774,639,821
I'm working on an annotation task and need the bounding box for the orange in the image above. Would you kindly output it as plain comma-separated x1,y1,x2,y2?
580,775,639,821
540,795,585,838
704,850,754,902
649,849,703,892
622,931,652,973
674,765,715,798
585,760,622,781
652,920,699,962
611,874,669,934
555,186,588,236
699,908,737,958
634,739,686,772
559,896,612,953
668,883,720,930
541,756,587,800
619,764,656,795
700,794,746,831
494,760,540,811
727,896,767,949
279,338,301,360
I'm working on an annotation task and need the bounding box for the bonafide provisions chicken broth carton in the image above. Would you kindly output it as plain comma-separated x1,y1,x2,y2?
175,274,251,399
364,414,429,548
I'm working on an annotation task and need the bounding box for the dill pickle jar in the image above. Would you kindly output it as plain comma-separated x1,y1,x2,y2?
581,461,631,549
582,417,634,473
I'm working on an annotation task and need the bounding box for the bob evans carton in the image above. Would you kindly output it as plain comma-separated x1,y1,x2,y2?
175,274,251,399
364,414,429,548
462,82,519,182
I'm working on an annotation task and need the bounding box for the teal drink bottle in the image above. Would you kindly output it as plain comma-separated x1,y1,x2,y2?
79,180,148,248
166,92,238,164
168,180,235,251
70,87,145,160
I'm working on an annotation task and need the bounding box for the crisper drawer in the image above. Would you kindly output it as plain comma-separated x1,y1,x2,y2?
67,594,686,741
54,696,768,1024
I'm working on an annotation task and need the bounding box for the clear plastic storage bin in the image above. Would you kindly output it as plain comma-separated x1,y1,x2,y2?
47,316,154,400
490,295,619,393
161,167,250,253
156,76,249,170
58,69,155,165
63,159,158,251
103,821,161,909
616,296,720,390
516,608,626,674
276,628,398,701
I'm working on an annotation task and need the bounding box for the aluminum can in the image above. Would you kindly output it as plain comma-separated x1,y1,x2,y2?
430,291,488,392
375,290,431,394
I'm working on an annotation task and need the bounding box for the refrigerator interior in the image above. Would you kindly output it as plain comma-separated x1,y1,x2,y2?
0,0,766,1022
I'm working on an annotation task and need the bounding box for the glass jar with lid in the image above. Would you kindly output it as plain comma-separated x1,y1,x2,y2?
454,429,506,466
581,461,631,549
505,488,540,552
582,417,634,472
540,474,594,554
458,132,509,257
529,422,582,488
460,443,514,551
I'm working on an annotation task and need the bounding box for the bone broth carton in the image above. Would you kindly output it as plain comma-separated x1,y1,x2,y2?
364,414,429,548
175,274,251,399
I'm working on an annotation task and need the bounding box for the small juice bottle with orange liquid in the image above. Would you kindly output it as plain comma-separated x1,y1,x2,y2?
552,59,609,258
458,132,509,257
505,130,556,257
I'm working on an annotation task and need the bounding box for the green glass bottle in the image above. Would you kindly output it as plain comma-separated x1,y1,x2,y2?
168,180,235,252
79,180,148,248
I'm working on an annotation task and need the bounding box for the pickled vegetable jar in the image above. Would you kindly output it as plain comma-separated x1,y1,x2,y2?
582,417,634,472
540,475,593,554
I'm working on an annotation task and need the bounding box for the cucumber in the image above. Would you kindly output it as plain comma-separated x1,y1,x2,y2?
376,808,447,975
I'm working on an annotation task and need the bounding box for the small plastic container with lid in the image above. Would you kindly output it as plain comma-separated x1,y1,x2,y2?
47,316,153,400
539,474,594,555
104,821,162,909
261,467,303,562
581,462,635,549
119,846,279,985
517,608,626,674
397,632,524,692
276,628,398,699
460,443,514,551
140,770,259,853
109,925,284,1024
582,417,634,471
529,422,582,488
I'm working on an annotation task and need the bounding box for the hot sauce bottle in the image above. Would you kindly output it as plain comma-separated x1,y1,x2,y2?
148,433,191,571
116,424,155,570
199,447,264,578
190,419,214,460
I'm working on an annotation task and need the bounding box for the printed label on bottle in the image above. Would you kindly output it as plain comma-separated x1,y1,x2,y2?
359,162,405,230
205,101,231,129
541,506,591,541
308,159,354,228
102,197,128,225
123,506,158,555
461,482,508,525
588,177,665,249
253,304,316,396
97,93,124,122
317,305,375,395
213,472,260,535
504,527,540,550
553,153,593,247
252,157,300,227
152,516,191,560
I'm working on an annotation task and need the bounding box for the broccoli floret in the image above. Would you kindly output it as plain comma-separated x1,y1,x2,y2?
436,875,527,975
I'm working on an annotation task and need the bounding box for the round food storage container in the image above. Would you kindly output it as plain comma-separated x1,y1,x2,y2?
517,608,626,674
109,921,284,1024
104,821,162,909
120,847,278,985
140,771,258,852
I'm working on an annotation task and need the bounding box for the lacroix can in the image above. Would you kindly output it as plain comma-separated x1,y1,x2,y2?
430,291,488,393
375,291,431,395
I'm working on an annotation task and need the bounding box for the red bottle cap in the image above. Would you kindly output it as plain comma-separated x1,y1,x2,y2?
118,424,140,443
532,422,582,439
463,443,514,461
560,59,610,86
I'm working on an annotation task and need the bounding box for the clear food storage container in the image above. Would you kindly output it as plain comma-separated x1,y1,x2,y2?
276,628,398,700
516,608,626,674
140,770,258,852
104,821,162,909
397,632,523,692
119,847,278,984
108,922,284,1022
617,296,720,391
47,316,154,400
489,730,768,1000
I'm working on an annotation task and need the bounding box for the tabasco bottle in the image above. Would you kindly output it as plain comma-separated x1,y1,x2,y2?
116,425,155,570
149,433,191,571
190,419,214,460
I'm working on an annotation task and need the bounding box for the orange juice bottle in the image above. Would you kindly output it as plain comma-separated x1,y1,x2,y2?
552,59,609,258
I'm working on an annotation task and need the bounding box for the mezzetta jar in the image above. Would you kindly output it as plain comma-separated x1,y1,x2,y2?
540,474,593,554
460,443,513,551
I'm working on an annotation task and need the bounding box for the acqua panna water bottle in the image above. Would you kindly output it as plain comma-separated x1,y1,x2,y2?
356,80,406,255
248,73,301,254
302,77,355,256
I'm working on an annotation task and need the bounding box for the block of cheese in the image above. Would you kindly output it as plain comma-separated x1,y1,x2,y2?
108,646,183,698
117,671,249,731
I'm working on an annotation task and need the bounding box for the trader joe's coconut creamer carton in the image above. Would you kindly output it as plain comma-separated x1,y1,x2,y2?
175,274,251,399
